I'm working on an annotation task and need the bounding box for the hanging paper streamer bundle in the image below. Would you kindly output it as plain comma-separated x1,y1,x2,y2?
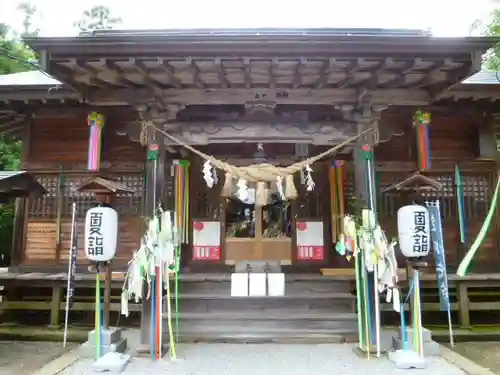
87,112,105,172
174,160,190,244
426,200,454,346
121,209,179,360
330,159,346,243
413,110,431,171
457,175,500,276
336,212,398,358
454,165,467,245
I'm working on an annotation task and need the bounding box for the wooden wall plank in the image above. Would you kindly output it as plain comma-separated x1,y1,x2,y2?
23,218,142,268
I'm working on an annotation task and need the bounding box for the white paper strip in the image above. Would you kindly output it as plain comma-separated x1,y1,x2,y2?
267,273,285,297
231,273,249,297
249,273,267,297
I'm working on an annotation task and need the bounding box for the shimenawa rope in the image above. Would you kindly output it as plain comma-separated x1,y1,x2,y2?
140,121,373,205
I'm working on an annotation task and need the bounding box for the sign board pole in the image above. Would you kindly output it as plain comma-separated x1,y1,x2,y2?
63,202,77,347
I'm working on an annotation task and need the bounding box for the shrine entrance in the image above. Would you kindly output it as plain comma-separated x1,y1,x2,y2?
188,143,346,268
224,176,293,264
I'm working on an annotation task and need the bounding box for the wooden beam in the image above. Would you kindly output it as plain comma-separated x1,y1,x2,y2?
315,58,337,89
88,88,431,106
214,58,229,88
130,58,164,89
429,65,475,102
155,59,182,88
269,58,278,89
49,63,96,94
409,58,454,88
291,57,307,89
71,59,117,89
363,58,393,89
383,58,424,87
185,57,205,88
103,59,140,88
243,58,252,89
336,58,363,88
159,120,359,145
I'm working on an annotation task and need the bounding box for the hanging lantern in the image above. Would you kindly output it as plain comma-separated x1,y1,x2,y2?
84,206,118,262
87,112,105,172
397,204,431,258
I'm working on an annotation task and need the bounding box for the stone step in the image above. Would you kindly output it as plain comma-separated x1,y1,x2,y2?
397,327,433,343
392,337,441,357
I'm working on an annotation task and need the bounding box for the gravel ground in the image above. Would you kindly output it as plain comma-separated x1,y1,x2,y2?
0,341,76,375
451,342,500,374
60,343,465,375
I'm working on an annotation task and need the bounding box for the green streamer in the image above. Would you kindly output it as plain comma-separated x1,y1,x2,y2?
354,244,365,350
175,245,180,341
457,175,500,276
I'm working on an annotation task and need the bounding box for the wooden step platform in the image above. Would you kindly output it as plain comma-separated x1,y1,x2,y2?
163,273,357,343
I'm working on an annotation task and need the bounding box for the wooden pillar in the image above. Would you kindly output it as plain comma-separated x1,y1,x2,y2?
457,282,471,328
50,285,63,327
139,132,165,348
353,105,380,346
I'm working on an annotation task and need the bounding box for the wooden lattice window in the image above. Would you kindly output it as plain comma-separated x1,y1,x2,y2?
27,174,58,219
377,170,493,221
28,172,144,219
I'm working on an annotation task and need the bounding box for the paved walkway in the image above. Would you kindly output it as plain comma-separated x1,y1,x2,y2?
452,342,500,374
0,341,76,375
60,343,465,375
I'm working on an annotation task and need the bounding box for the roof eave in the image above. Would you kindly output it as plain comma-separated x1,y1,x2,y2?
23,34,500,57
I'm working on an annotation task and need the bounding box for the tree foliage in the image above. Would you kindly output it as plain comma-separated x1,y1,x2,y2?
471,0,500,70
0,23,36,74
0,2,36,263
74,5,122,34
17,1,40,37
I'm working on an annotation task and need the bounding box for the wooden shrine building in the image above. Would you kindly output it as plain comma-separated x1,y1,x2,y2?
2,28,500,339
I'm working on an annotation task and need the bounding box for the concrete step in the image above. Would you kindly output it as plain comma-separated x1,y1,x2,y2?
173,331,357,344
162,273,357,343
167,311,357,321
176,296,354,312
163,311,358,343
177,275,352,295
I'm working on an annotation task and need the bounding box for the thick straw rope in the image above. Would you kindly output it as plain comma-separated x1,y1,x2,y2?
141,121,373,204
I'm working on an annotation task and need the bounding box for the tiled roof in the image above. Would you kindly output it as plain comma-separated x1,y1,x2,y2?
0,70,61,86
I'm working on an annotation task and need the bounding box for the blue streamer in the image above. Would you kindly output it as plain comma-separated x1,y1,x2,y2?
426,202,451,311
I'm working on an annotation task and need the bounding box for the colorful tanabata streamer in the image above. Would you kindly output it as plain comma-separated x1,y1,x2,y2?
330,159,346,243
87,112,105,172
454,165,467,245
174,160,190,245
457,175,500,276
414,110,431,171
